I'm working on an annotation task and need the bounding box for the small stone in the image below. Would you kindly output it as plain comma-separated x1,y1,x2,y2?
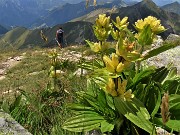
73,68,87,77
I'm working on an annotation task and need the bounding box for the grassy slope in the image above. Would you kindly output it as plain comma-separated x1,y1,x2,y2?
0,21,95,50
0,46,91,101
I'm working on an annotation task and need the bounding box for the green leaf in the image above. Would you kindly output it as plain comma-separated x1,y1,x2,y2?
131,67,155,87
164,67,178,81
163,79,180,94
142,41,179,60
62,111,104,132
151,90,161,118
97,90,108,109
154,118,180,132
137,25,153,46
100,120,114,133
142,83,162,114
152,67,169,83
114,97,154,133
67,104,94,112
169,94,180,120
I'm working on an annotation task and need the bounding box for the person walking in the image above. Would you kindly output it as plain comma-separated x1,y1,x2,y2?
56,27,64,48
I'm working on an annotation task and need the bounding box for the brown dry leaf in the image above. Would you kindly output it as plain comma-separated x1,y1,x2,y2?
161,92,170,125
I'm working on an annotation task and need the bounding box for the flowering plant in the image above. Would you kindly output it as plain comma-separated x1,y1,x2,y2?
63,14,180,135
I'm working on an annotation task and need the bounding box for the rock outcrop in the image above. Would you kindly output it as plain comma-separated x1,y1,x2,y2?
145,34,180,74
0,110,32,135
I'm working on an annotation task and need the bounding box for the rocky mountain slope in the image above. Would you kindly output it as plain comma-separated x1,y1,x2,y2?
71,0,180,38
162,1,180,15
0,25,8,35
152,0,179,6
0,0,66,27
31,0,126,28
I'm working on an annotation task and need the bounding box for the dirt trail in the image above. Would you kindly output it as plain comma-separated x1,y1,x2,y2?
0,56,24,81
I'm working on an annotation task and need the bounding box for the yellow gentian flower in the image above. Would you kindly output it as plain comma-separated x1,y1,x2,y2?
106,78,118,96
113,16,129,30
96,14,111,29
135,16,165,34
105,78,134,100
103,53,125,73
117,79,134,101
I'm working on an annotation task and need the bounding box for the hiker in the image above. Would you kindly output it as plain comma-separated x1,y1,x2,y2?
56,27,64,48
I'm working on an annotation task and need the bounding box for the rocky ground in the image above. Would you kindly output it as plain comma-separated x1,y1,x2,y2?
0,56,24,81
0,110,32,135
144,34,180,74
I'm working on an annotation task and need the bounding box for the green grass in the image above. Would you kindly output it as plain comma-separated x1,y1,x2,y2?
0,50,50,96
0,46,89,135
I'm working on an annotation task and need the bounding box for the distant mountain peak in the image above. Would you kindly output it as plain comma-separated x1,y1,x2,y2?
139,0,161,12
141,0,157,5
162,1,180,15
172,1,180,4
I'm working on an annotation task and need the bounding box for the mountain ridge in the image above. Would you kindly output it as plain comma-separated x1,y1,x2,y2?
0,0,179,51
162,1,180,15
0,25,8,35
109,0,180,38
0,21,95,50
31,0,126,28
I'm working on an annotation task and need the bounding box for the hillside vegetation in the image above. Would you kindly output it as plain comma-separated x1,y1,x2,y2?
0,21,95,50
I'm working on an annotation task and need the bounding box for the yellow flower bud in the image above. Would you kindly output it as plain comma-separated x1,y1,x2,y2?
103,55,115,73
117,79,126,95
103,53,124,73
111,53,119,68
117,79,134,101
113,16,129,30
116,62,124,72
106,78,118,96
120,17,128,26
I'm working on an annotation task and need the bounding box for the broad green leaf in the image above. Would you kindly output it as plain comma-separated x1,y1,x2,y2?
131,67,155,88
100,120,114,133
98,90,108,110
166,120,180,132
91,76,107,91
142,83,162,114
151,90,161,118
142,41,179,60
152,67,169,83
63,111,104,132
163,67,178,82
105,93,115,110
169,94,180,120
133,83,144,101
163,79,180,94
67,104,94,111
63,123,100,132
114,97,154,133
